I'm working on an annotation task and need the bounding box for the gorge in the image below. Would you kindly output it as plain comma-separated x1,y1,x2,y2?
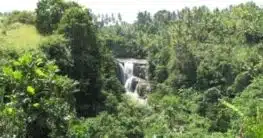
116,58,150,104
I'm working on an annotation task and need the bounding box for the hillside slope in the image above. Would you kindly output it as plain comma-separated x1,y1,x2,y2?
0,23,43,52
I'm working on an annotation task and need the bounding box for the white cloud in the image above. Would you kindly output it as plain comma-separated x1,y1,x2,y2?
1,0,263,22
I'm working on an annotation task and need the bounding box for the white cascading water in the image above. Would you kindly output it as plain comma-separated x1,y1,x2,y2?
118,63,125,84
118,60,147,105
124,62,134,84
124,76,135,92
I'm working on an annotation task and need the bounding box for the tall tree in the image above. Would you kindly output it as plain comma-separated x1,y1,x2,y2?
35,0,80,35
58,7,101,117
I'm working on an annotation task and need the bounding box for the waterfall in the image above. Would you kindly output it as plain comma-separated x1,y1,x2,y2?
124,76,136,92
117,59,149,105
124,62,134,83
118,63,125,84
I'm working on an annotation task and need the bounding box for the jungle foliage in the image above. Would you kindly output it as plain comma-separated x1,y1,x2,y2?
0,0,263,137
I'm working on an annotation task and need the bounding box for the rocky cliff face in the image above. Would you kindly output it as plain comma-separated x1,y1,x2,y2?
134,63,147,80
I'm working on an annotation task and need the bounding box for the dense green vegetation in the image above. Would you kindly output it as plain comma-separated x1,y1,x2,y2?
0,0,263,137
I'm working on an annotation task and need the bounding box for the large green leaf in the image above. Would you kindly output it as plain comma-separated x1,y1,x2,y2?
26,86,35,96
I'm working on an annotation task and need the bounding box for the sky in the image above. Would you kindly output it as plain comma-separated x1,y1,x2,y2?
0,0,263,23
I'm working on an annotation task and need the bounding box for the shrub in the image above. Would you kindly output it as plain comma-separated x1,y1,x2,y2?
0,52,77,137
6,11,35,25
39,35,73,75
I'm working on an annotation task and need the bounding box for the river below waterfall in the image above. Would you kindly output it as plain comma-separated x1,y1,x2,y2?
117,58,150,105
